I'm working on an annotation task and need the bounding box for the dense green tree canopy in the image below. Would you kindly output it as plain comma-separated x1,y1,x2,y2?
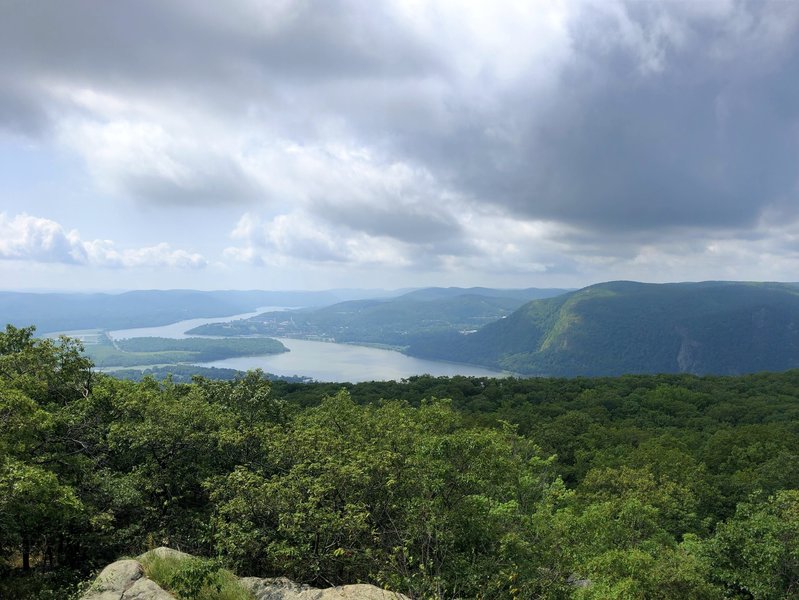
2,325,799,599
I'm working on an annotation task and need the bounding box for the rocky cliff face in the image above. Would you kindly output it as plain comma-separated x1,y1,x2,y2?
81,547,409,600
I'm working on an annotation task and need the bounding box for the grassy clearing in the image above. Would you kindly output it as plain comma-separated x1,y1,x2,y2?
140,552,252,600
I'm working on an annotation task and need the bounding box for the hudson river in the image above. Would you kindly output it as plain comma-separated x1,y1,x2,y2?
110,309,506,382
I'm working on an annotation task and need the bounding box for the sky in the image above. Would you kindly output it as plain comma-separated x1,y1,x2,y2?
2,0,799,292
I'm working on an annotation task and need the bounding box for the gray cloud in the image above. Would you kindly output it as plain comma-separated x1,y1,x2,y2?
114,156,261,206
314,200,463,244
375,0,799,237
0,81,51,136
3,0,799,280
0,0,437,112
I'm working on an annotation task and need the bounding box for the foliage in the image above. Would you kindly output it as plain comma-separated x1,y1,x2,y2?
107,364,246,383
409,281,799,376
208,392,568,598
0,565,91,600
141,552,252,600
106,364,311,384
85,334,286,368
186,291,549,347
705,490,799,599
2,324,799,599
0,325,94,572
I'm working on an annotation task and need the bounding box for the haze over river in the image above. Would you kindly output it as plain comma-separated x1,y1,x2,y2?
109,309,506,382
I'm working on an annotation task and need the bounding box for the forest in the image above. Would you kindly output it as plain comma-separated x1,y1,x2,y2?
1,324,798,599
86,335,287,368
185,281,799,378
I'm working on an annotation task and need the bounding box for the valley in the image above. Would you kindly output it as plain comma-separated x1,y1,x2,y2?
187,281,799,378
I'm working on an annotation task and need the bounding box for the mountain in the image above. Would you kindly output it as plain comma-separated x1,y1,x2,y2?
187,287,569,346
0,289,402,333
397,286,571,302
407,281,799,376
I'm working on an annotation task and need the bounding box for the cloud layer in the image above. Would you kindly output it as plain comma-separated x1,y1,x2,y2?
2,0,799,285
0,214,206,269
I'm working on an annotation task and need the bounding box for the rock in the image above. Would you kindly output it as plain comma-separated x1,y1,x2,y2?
137,546,193,562
82,559,144,600
316,584,411,600
241,577,410,600
121,577,175,599
84,548,409,600
81,556,174,600
240,577,315,600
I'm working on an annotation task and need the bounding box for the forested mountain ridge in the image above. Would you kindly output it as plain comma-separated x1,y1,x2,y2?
409,281,799,376
395,286,571,302
187,287,567,345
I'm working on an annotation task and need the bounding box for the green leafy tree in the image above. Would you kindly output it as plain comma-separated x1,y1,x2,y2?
706,490,799,599
0,459,83,570
209,392,569,598
0,325,93,570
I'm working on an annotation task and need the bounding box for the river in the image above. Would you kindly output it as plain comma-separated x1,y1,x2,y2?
109,309,507,382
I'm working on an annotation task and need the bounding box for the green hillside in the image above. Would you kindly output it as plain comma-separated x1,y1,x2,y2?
409,281,799,376
397,286,571,302
188,288,565,347
83,334,287,368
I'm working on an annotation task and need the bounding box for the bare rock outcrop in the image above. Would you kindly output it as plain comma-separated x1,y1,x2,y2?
136,547,193,562
81,559,151,600
82,550,178,600
82,548,408,600
240,577,410,600
121,577,176,600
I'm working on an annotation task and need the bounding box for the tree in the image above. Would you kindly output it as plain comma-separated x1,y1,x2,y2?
0,459,82,571
706,490,799,599
208,392,569,598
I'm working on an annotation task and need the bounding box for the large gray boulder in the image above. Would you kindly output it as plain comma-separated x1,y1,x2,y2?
82,559,146,600
121,578,175,599
240,577,410,600
136,546,193,562
81,556,175,600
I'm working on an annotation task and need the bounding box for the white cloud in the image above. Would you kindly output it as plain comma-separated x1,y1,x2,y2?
82,240,207,269
58,115,260,205
226,209,576,276
225,212,411,267
558,218,799,284
0,213,206,269
0,213,86,263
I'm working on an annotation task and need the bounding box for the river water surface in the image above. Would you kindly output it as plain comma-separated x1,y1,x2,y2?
109,309,506,382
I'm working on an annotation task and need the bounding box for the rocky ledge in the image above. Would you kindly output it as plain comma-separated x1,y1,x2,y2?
81,547,409,600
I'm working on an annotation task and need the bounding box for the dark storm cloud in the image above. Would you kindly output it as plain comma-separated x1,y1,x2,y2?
372,0,799,237
0,82,51,136
312,199,463,245
2,0,799,250
0,0,437,113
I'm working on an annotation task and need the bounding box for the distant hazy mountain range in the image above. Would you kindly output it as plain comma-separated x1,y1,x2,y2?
410,281,799,376
0,288,403,333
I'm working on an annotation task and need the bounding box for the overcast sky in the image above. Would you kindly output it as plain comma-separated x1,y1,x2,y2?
2,0,799,291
